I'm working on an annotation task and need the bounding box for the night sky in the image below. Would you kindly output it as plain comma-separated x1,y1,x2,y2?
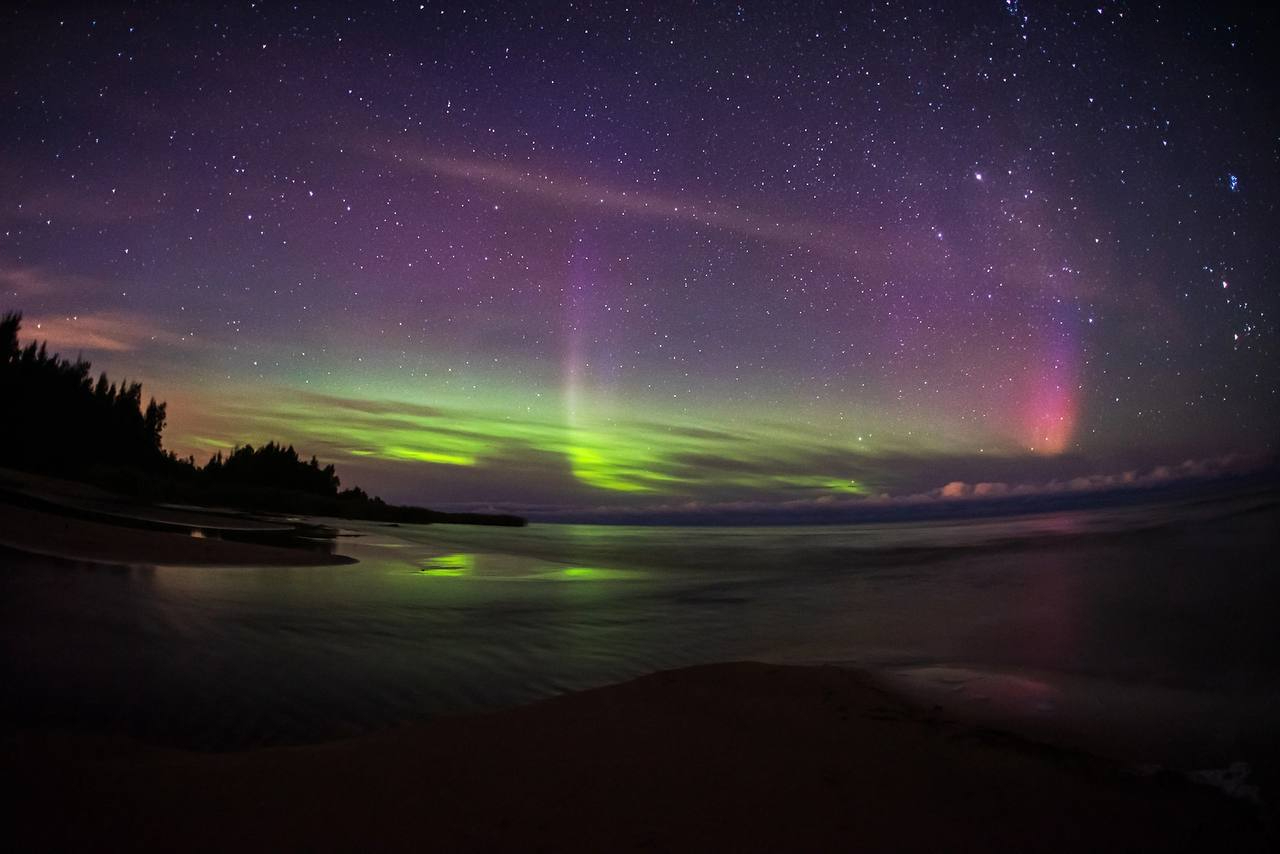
3,1,1277,516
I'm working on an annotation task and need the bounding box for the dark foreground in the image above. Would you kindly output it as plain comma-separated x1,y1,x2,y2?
9,663,1269,853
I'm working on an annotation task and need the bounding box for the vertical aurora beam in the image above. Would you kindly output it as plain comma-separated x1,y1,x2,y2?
562,245,583,430
1022,297,1079,455
558,241,670,493
561,239,633,492
562,240,589,476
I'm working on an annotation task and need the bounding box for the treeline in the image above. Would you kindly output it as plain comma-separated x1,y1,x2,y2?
0,311,524,526
205,442,342,497
0,311,176,477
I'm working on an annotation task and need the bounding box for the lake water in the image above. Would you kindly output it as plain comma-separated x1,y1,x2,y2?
3,489,1278,766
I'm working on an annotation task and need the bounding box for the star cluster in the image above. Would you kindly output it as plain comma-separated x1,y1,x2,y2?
2,1,1276,511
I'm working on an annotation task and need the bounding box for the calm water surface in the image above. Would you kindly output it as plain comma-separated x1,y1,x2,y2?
3,491,1278,760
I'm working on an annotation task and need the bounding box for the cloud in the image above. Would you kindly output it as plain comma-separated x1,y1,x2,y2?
530,454,1268,523
20,312,191,354
927,455,1252,502
5,183,172,227
0,266,55,296
0,264,106,298
369,144,928,274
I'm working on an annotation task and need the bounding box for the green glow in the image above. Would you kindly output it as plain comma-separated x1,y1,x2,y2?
767,476,868,494
169,379,1007,503
826,478,866,494
386,447,476,466
419,553,475,576
565,444,683,493
191,435,236,450
558,566,643,580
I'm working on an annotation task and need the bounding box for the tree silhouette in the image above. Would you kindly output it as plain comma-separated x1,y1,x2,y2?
0,311,169,476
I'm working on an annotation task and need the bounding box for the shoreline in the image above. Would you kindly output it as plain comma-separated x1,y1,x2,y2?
0,502,354,566
8,661,1270,852
0,466,357,566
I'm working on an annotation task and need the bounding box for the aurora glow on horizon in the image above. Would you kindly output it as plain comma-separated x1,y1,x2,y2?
2,2,1276,516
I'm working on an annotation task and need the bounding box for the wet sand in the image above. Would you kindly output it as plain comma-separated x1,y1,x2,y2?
0,466,350,566
0,503,351,566
8,662,1268,852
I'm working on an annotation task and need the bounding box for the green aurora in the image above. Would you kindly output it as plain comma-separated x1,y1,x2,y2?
156,373,1041,509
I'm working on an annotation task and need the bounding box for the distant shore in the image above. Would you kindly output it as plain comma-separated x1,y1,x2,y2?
8,661,1268,852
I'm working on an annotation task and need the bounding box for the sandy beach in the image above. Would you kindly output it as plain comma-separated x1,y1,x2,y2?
8,661,1268,852
2,480,1274,851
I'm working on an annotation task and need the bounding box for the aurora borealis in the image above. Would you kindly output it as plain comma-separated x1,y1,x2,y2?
2,1,1276,516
